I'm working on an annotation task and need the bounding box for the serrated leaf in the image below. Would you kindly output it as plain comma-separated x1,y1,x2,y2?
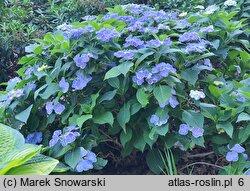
136,89,149,107
236,112,250,123
40,83,60,99
216,122,234,138
104,62,133,80
153,85,171,106
64,148,82,169
120,128,132,147
117,102,131,132
77,115,93,127
182,110,204,128
98,90,117,103
93,111,114,126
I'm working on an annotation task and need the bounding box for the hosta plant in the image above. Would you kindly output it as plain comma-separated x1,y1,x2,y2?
0,124,58,175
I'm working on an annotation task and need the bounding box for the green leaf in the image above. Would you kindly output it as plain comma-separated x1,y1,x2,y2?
117,102,131,132
90,92,100,111
98,90,117,103
120,128,132,147
130,102,141,115
238,124,250,143
153,85,171,106
136,89,149,107
191,136,205,147
211,39,220,50
52,162,70,173
104,62,133,80
34,84,48,100
236,112,250,123
135,51,154,68
181,68,199,86
93,158,108,170
182,110,204,128
93,111,114,126
15,105,33,123
61,41,70,50
6,154,58,175
77,115,93,127
134,133,146,152
0,124,25,156
64,147,82,169
40,83,60,99
50,59,62,80
154,124,169,136
143,129,157,148
220,94,235,108
107,77,120,89
208,85,224,98
146,149,164,174
216,122,234,138
190,53,215,63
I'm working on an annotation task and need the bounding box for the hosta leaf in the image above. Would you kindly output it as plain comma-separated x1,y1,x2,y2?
0,124,25,156
6,154,58,175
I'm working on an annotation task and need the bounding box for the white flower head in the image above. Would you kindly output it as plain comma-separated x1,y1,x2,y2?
179,12,187,17
224,0,237,7
195,5,205,10
204,5,219,15
189,90,206,100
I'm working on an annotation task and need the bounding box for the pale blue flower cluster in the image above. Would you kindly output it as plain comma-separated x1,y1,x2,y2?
59,77,69,93
150,114,169,126
72,71,92,90
179,32,200,42
76,147,97,172
132,63,176,85
96,28,120,42
231,91,247,103
74,54,90,69
226,144,248,162
25,132,43,145
45,101,65,115
49,126,80,147
178,124,204,138
114,49,137,60
124,35,144,48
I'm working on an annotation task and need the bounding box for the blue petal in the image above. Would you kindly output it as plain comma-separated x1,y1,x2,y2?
226,151,239,162
76,159,94,172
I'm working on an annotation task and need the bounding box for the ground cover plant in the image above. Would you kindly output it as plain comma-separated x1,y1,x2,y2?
1,0,250,175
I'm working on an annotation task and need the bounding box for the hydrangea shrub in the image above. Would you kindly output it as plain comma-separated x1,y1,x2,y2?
1,3,250,174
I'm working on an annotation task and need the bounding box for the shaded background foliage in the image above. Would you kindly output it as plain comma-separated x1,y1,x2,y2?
0,0,218,84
